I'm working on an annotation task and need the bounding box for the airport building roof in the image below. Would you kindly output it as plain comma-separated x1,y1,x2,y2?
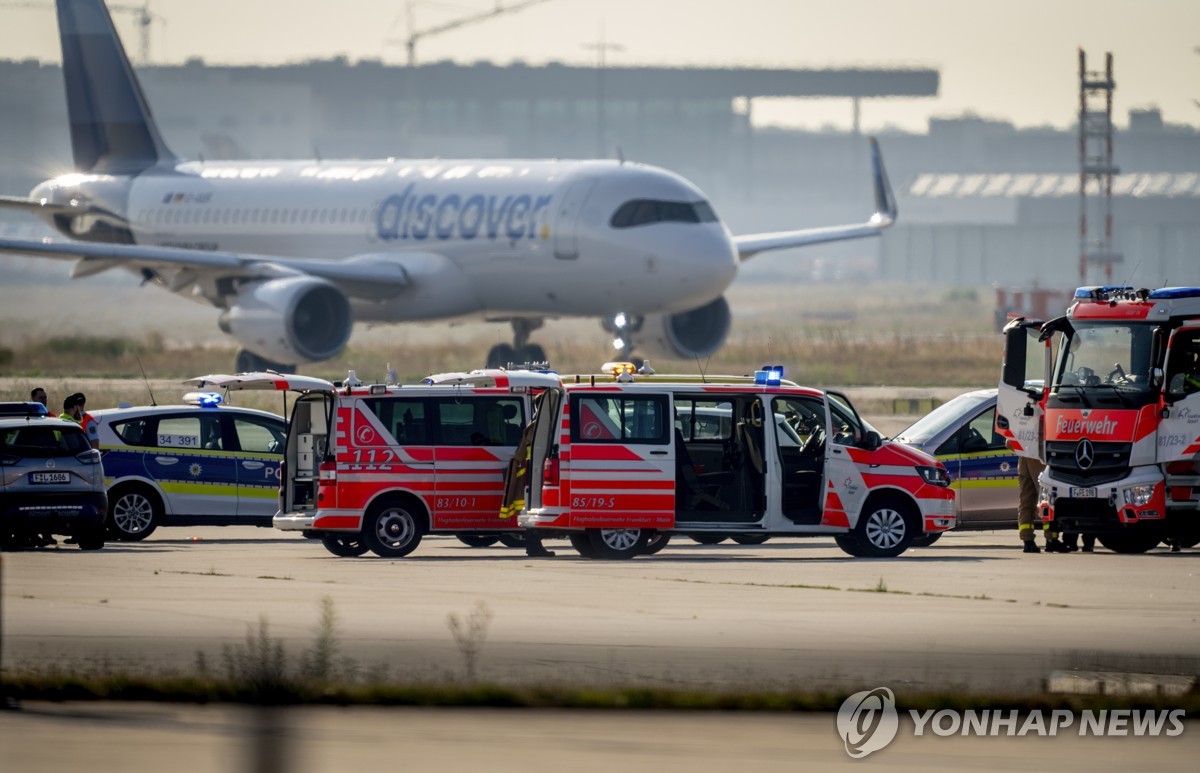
908,172,1200,199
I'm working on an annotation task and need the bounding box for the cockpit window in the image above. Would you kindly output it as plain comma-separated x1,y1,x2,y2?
610,199,718,228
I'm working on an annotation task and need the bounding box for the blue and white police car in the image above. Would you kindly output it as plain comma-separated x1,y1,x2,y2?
91,392,286,540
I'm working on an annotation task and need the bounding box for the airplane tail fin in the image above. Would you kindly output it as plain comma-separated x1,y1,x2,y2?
56,0,177,173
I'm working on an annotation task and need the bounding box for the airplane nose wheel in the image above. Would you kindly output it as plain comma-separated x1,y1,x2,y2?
486,320,547,368
604,312,643,361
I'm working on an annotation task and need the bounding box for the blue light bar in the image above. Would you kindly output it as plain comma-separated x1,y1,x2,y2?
754,365,784,385
183,391,224,408
1148,287,1200,300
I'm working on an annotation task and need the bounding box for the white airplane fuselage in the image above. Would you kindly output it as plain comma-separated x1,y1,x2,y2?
32,157,739,324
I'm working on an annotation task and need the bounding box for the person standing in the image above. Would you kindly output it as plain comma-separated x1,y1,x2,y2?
60,392,100,449
30,386,49,411
1016,452,1067,553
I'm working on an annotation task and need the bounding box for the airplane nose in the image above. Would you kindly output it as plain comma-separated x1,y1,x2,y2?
675,229,738,294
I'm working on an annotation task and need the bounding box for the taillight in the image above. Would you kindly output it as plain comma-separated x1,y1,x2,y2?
543,454,560,486
319,461,337,481
75,449,102,465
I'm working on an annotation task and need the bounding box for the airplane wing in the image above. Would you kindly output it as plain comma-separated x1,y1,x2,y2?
732,137,897,262
0,235,410,300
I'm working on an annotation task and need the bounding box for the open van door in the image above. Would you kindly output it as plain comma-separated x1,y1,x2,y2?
1159,326,1200,464
187,372,336,513
821,391,871,527
996,317,1049,459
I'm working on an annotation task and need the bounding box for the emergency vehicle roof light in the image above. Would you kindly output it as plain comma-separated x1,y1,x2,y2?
369,384,387,395
754,365,784,385
1148,287,1200,300
183,391,223,408
602,361,637,381
0,401,50,417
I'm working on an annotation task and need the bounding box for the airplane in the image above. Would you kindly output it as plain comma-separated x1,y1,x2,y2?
0,0,897,373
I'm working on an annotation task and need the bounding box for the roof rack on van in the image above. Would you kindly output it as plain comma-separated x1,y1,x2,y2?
423,368,563,389
0,401,51,418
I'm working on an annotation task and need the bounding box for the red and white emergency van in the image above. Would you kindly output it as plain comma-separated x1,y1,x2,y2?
998,286,1200,553
188,369,559,557
516,365,957,558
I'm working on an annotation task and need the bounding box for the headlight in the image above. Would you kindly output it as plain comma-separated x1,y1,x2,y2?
916,466,951,487
1123,483,1155,507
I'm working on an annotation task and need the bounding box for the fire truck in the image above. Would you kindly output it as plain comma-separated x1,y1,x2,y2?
997,286,1200,553
516,364,956,559
188,369,558,558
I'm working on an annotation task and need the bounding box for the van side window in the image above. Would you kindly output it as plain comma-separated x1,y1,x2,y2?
571,395,668,444
433,397,525,446
361,398,430,445
674,398,735,442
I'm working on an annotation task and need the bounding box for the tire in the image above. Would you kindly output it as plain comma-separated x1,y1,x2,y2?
834,535,870,557
911,532,943,548
849,497,916,558
569,533,597,558
731,534,770,545
1175,534,1200,550
586,528,648,560
75,525,106,551
363,500,425,558
1097,532,1161,554
457,533,501,548
107,484,163,541
497,532,528,548
640,532,671,555
688,533,729,545
486,343,517,370
321,535,369,557
235,349,295,374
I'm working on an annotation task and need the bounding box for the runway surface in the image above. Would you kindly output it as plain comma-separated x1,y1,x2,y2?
2,529,1197,693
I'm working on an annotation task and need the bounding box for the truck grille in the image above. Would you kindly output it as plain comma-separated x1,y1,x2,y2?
1046,440,1130,486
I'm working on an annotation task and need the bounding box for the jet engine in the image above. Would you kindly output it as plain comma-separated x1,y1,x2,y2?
219,276,353,363
625,295,731,360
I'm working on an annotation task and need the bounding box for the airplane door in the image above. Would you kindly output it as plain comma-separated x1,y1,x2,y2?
1158,326,1200,464
552,177,597,259
996,317,1049,459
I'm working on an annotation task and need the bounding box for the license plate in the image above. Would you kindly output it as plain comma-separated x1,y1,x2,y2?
1070,487,1098,498
30,472,70,484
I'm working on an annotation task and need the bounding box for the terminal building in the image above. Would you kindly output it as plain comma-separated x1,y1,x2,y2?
1,58,1198,289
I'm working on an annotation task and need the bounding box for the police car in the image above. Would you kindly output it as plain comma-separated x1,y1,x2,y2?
892,388,1016,545
91,393,286,540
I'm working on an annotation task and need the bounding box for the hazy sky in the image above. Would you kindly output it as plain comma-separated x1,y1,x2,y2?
3,0,1199,133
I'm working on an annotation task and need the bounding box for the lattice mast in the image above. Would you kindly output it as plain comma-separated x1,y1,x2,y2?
1078,49,1121,283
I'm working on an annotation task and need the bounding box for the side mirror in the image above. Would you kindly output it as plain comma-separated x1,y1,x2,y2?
860,430,882,451
1151,367,1164,389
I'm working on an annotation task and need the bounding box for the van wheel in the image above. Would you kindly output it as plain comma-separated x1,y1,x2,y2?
569,533,597,558
321,536,369,557
587,528,648,560
457,533,501,548
731,534,770,545
497,533,528,548
849,497,916,558
1178,535,1200,549
834,535,870,557
364,501,425,558
1097,532,1161,554
641,532,671,555
108,484,162,541
911,533,943,548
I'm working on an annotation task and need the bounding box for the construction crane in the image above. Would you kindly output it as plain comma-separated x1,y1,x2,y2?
0,0,163,64
388,0,552,68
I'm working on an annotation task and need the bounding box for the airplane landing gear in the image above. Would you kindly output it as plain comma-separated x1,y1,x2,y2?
235,349,296,374
486,319,547,369
602,312,643,361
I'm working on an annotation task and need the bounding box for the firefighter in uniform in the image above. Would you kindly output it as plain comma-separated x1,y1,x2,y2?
1015,449,1066,553
499,401,554,557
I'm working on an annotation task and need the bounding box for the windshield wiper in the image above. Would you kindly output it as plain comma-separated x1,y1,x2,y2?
1052,383,1090,406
